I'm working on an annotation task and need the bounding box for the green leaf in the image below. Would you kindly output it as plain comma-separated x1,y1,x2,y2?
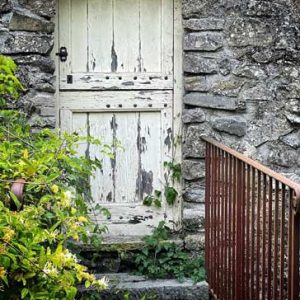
66,287,77,299
9,191,22,210
154,198,161,208
0,256,11,268
21,288,29,299
164,186,178,206
143,195,153,206
154,190,161,198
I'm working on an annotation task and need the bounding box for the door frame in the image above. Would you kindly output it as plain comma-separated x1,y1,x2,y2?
53,0,183,230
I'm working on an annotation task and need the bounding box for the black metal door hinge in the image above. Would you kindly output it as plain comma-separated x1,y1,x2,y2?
56,46,68,62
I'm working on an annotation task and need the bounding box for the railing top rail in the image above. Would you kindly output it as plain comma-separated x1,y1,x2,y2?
202,136,300,209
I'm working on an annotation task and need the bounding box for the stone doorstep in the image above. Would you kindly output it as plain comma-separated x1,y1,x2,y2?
74,235,184,252
77,273,209,300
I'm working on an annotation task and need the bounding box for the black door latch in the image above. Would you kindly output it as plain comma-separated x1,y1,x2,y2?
56,46,68,62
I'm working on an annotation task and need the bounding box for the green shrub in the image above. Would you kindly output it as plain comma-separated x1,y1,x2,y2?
0,55,110,299
134,221,206,283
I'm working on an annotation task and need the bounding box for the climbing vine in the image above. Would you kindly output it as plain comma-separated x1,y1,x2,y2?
143,161,181,208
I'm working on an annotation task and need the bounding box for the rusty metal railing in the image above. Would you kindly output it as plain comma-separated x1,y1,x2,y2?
203,137,300,300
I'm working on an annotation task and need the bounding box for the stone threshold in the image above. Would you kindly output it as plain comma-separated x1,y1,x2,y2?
74,235,184,252
77,273,209,300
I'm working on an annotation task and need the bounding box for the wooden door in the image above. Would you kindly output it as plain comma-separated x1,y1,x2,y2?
58,0,181,236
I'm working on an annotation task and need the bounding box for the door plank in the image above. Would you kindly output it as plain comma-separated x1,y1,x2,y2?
114,0,140,72
138,112,162,202
89,113,115,204
60,73,173,90
71,0,88,73
140,0,162,73
114,113,140,203
59,90,172,110
162,0,174,74
88,0,113,73
58,0,71,80
72,113,88,156
60,109,73,132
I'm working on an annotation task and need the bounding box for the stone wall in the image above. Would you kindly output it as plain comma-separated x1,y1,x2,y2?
0,0,56,128
182,0,300,246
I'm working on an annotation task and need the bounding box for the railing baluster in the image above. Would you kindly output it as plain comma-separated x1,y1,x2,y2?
251,167,256,300
216,147,220,296
233,157,237,300
205,142,210,280
280,184,286,300
290,189,300,299
267,176,273,300
221,149,225,297
274,180,279,300
256,170,261,300
229,154,233,299
245,164,251,300
262,173,267,300
211,145,216,292
224,152,230,300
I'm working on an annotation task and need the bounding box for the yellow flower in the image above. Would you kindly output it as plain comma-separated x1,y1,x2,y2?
51,184,59,194
3,228,15,243
22,149,29,159
0,267,6,279
78,216,88,223
72,234,79,241
60,191,73,208
95,277,109,290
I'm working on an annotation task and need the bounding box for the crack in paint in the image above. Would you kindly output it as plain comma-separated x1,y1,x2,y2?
164,127,172,152
110,114,117,203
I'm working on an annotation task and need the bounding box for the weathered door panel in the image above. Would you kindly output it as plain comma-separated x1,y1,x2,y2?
60,91,174,235
58,0,180,236
59,0,173,90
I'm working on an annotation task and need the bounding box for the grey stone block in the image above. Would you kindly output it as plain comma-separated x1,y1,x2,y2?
212,116,247,137
184,32,223,51
79,274,209,300
0,0,12,13
184,234,205,251
182,108,206,124
1,32,53,54
240,84,271,101
18,0,56,18
232,64,267,80
183,182,205,203
184,93,246,111
184,53,218,74
280,130,300,149
14,55,55,73
183,125,208,158
212,77,244,97
285,112,300,125
182,159,205,181
8,9,55,33
183,204,205,233
184,76,213,92
227,17,273,47
183,18,224,31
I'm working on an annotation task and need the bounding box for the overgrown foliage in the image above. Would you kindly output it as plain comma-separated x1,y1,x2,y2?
134,221,206,283
0,55,110,299
143,162,181,208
